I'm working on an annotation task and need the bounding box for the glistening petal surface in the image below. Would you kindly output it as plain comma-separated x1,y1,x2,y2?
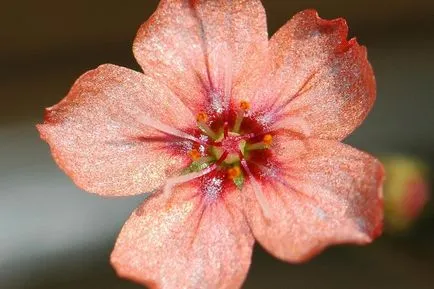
133,0,268,113
111,181,254,289
264,10,376,139
38,64,195,196
243,138,384,262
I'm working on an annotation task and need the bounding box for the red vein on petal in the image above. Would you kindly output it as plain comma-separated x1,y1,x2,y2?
163,151,229,198
241,159,271,220
270,116,312,137
223,45,233,115
138,115,204,144
163,164,218,197
271,69,318,118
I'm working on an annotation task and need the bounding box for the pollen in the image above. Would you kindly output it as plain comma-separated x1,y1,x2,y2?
263,134,273,146
240,100,251,111
227,166,241,180
189,149,201,161
196,112,208,123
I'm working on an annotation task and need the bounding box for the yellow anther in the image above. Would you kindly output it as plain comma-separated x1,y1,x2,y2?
227,166,241,180
189,149,201,161
263,134,273,146
240,100,251,111
196,112,208,123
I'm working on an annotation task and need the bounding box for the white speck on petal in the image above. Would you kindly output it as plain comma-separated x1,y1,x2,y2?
177,140,193,153
209,91,224,114
199,135,209,154
355,217,367,232
257,112,274,128
315,208,327,220
204,177,223,203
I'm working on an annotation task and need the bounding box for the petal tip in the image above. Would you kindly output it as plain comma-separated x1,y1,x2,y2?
36,123,51,143
266,243,328,264
110,251,149,287
35,122,45,134
371,218,384,239
111,254,159,289
295,8,349,37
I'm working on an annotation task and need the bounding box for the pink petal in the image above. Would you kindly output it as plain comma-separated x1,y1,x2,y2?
243,138,384,263
133,0,268,113
37,64,196,197
266,10,376,140
111,181,254,289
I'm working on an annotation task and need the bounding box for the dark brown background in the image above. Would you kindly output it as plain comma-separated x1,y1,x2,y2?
1,0,434,288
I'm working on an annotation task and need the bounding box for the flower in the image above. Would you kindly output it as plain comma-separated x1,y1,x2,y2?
37,1,385,288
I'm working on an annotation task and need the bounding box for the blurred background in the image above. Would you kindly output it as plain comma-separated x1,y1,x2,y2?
1,0,434,288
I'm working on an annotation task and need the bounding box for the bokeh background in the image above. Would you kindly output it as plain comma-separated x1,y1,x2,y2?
1,0,434,288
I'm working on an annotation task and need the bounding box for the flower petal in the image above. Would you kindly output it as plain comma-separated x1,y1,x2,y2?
133,0,268,113
111,181,254,289
38,64,196,196
266,9,376,140
243,138,384,262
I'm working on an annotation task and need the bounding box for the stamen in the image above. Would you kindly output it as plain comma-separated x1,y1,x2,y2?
245,143,266,151
244,134,273,151
240,100,251,111
196,112,218,140
138,115,203,144
241,160,271,220
189,149,201,161
227,166,241,180
233,111,244,133
196,112,208,123
245,143,267,151
233,101,250,133
198,123,218,140
263,134,273,146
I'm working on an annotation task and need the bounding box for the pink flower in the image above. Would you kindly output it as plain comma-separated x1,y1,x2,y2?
37,1,384,289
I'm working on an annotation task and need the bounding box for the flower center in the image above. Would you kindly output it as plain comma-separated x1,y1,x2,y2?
221,134,241,154
184,101,273,189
